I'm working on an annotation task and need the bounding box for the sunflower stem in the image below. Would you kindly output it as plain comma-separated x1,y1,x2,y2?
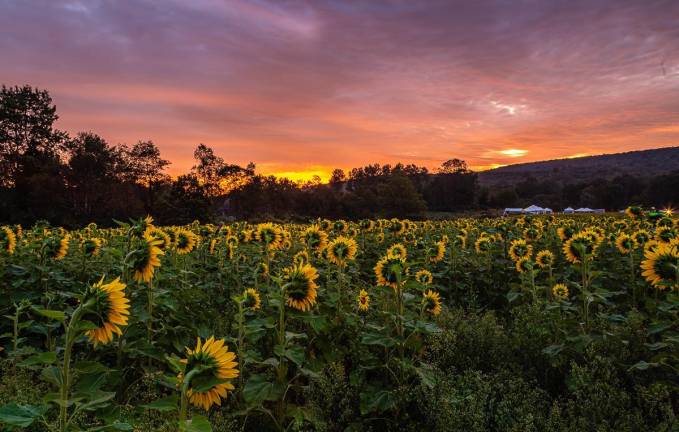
59,299,93,432
147,279,154,366
276,282,287,427
178,367,202,430
336,264,343,313
237,300,245,390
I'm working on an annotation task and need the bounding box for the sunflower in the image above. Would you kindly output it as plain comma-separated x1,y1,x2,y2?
625,206,643,219
301,226,329,252
333,220,348,233
146,227,172,251
615,233,637,255
374,257,407,289
181,337,239,411
386,243,407,260
83,277,130,345
415,269,433,285
254,223,283,250
552,283,569,301
562,231,600,264
422,290,442,315
130,234,164,283
225,235,239,248
655,226,676,244
208,238,219,255
44,234,70,260
238,229,253,243
283,263,319,311
474,236,492,254
175,229,197,254
389,219,406,235
165,228,177,248
226,244,237,260
515,256,533,273
644,240,661,254
256,262,269,277
81,238,102,257
326,236,358,267
523,227,541,242
535,250,554,269
509,239,533,262
128,215,155,238
360,219,375,232
293,250,310,265
428,241,446,263
0,226,17,255
640,244,679,290
357,289,370,312
557,226,575,241
319,219,332,231
632,230,651,247
454,235,467,249
13,224,22,239
242,288,261,311
376,232,385,243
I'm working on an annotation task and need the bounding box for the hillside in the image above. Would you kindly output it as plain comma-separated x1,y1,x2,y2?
478,147,679,186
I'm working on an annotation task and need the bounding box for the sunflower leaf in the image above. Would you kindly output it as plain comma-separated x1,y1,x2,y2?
183,414,212,432
359,389,397,415
32,309,65,321
18,351,56,367
0,403,48,428
141,395,178,412
284,345,306,366
361,332,396,347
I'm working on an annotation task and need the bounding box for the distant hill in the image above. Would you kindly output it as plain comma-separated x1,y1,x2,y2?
478,147,679,186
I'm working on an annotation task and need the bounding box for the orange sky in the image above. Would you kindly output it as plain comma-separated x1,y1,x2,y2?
2,1,678,183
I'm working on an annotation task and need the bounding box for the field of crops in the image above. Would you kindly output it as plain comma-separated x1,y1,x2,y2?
0,212,677,431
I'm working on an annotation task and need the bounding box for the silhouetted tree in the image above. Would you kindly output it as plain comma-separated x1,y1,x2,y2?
439,158,469,174
65,132,123,220
0,85,67,187
120,140,171,212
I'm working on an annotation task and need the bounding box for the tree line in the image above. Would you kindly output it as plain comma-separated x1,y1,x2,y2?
0,85,676,227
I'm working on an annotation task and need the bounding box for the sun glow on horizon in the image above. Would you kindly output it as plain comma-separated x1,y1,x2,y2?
497,149,528,158
564,153,591,159
266,169,332,183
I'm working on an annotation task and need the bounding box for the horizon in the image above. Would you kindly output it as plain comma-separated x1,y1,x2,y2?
2,1,679,182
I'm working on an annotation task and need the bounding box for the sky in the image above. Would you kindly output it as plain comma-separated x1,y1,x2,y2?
2,0,679,182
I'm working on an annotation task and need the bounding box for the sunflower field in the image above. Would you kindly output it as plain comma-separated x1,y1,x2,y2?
0,211,677,431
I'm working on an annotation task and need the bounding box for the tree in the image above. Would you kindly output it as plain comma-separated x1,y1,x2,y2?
65,132,127,220
439,158,469,174
0,85,67,187
329,169,346,184
191,144,254,196
163,173,213,224
120,140,171,212
375,173,426,217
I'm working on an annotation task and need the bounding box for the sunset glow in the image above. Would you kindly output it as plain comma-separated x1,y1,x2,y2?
2,1,678,177
268,169,332,184
497,149,529,158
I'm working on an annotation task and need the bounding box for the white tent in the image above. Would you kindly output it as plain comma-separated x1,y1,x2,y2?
503,208,524,216
575,207,593,213
523,204,551,214
563,207,574,214
523,205,543,213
